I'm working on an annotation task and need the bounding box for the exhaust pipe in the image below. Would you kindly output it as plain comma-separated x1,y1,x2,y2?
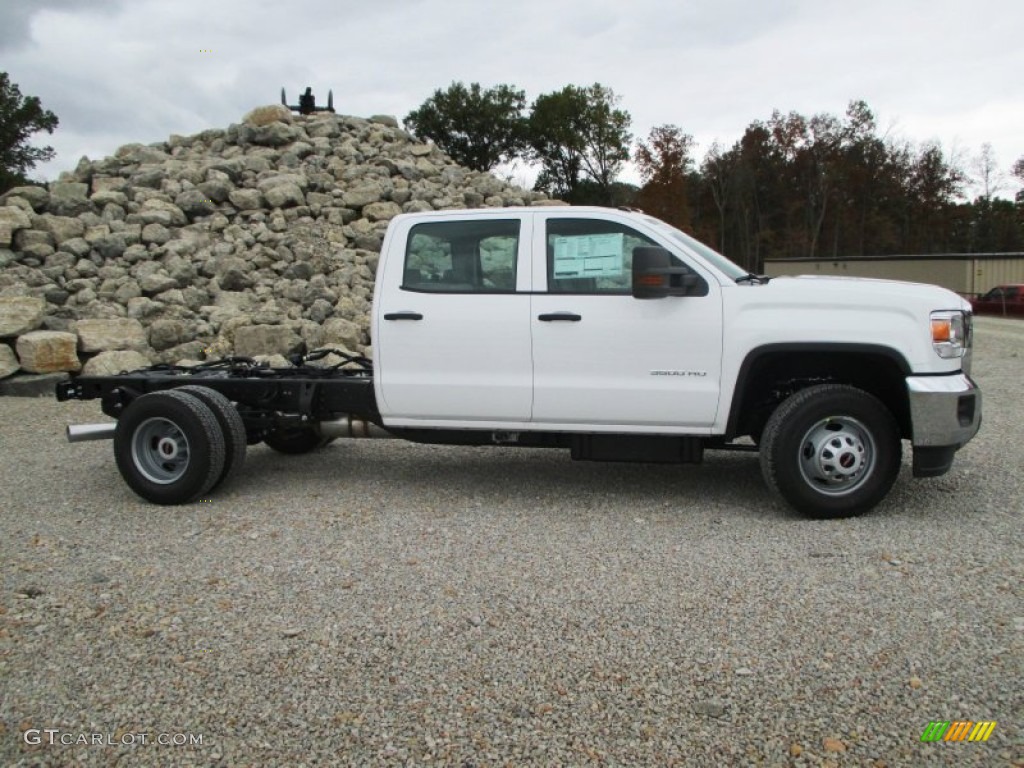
318,416,393,440
67,423,117,443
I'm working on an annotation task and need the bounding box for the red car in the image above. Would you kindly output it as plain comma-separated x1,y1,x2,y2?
971,284,1024,316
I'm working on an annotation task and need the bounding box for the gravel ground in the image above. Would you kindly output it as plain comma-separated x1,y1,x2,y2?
1,317,1021,767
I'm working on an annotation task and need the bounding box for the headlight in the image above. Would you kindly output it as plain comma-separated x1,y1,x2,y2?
930,310,968,359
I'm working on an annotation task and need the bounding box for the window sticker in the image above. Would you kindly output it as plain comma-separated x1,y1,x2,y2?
552,233,624,278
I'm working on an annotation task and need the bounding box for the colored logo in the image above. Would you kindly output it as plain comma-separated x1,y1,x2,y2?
920,721,996,742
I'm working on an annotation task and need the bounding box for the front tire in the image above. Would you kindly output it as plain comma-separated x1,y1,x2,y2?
760,384,901,519
114,390,226,505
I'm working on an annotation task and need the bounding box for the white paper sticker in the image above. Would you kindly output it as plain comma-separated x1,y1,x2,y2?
552,233,624,278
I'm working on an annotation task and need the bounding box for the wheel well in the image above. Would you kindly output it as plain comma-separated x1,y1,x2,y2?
728,348,911,440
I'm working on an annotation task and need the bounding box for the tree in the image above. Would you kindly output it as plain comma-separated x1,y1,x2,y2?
575,84,632,197
528,83,631,203
971,142,1004,201
0,72,59,193
404,82,527,172
699,142,734,253
635,124,695,229
905,141,965,252
527,86,586,200
687,100,983,263
1011,155,1024,203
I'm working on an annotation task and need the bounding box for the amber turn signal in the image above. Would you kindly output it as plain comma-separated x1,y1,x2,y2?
931,319,951,343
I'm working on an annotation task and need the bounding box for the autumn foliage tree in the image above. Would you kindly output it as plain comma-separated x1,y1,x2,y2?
683,100,981,270
0,72,59,194
635,125,695,230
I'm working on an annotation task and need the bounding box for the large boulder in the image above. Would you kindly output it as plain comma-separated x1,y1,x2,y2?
148,318,191,351
321,317,363,349
341,183,384,209
263,183,305,208
92,233,129,260
217,257,252,291
141,222,172,244
35,214,87,245
228,188,263,210
233,325,302,357
73,318,148,352
139,273,178,294
0,296,46,337
0,344,19,378
46,182,94,217
138,199,187,227
15,230,54,250
16,331,81,373
243,104,293,126
176,189,217,219
363,201,402,222
240,122,299,147
1,185,49,212
0,206,32,247
91,176,129,194
198,178,233,203
81,349,152,376
114,143,171,165
257,173,309,194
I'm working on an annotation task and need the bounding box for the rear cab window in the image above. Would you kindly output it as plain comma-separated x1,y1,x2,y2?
403,219,520,293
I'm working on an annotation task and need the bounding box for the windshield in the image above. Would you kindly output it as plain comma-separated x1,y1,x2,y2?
641,215,749,281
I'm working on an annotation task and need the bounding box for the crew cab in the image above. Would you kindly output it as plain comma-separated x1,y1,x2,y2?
58,207,982,519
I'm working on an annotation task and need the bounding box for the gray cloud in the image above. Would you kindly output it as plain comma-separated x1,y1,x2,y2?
2,0,1019,195
0,0,122,51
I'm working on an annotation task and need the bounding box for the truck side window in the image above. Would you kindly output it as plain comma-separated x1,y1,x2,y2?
546,218,690,294
403,220,520,293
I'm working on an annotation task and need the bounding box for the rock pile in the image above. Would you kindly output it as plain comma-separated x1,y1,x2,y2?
0,105,554,394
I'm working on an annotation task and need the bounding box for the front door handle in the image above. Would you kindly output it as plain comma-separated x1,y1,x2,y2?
383,312,423,321
538,312,582,322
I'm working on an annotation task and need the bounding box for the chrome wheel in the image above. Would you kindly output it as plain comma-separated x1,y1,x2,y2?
114,390,226,505
131,416,192,484
797,416,876,496
761,384,901,518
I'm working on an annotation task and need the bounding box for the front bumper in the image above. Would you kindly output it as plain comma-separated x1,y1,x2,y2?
906,373,982,477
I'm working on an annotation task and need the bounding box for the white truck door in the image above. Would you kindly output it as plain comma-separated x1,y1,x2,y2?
373,212,534,425
530,212,723,430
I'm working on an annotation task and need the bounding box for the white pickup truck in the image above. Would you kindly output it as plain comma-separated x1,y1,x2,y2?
59,206,981,518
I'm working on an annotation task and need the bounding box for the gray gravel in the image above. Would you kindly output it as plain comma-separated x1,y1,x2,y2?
1,317,1021,767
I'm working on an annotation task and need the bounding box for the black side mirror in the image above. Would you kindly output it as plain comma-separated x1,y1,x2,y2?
632,247,703,299
632,247,671,299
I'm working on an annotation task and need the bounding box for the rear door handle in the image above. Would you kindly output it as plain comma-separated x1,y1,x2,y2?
538,312,582,322
383,312,423,321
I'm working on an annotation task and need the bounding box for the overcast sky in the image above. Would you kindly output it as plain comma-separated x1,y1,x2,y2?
3,0,1022,198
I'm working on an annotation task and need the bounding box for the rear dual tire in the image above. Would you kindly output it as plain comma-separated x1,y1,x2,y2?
175,385,246,490
113,388,246,505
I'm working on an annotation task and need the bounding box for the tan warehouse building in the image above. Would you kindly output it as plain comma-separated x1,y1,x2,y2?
763,253,1024,298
